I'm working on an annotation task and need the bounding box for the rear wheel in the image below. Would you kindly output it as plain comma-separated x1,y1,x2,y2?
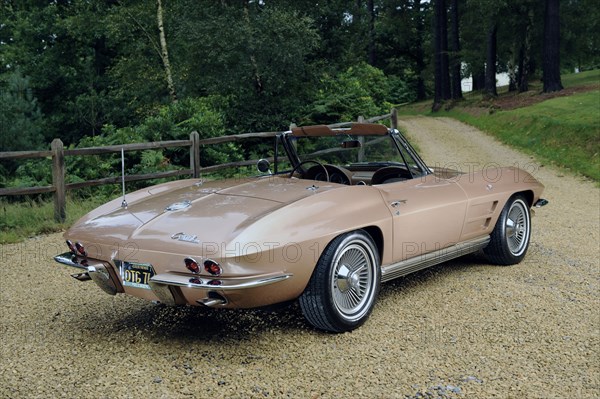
299,230,381,333
484,195,531,265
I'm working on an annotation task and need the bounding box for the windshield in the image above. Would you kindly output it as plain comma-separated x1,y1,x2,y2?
282,132,426,177
293,135,398,166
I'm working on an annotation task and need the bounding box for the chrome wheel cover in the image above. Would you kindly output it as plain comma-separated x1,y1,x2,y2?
505,199,530,256
330,241,376,322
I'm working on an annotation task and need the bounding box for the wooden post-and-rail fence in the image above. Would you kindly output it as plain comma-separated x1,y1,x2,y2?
0,109,398,222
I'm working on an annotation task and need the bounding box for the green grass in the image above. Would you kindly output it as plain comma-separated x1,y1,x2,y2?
397,70,600,181
0,196,107,244
561,69,600,87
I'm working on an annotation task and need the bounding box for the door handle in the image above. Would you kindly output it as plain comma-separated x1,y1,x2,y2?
390,200,407,208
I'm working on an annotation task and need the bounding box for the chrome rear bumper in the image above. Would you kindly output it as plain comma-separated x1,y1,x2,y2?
54,252,293,306
54,252,88,270
149,272,293,306
149,272,292,290
54,252,118,295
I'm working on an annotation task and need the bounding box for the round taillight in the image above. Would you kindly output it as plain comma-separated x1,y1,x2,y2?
184,258,200,274
204,259,222,276
75,242,87,256
189,277,202,285
66,240,77,254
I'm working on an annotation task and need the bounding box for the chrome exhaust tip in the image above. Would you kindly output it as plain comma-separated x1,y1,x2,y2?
197,292,227,307
71,272,91,281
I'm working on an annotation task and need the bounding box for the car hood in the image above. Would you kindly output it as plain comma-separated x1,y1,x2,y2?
67,176,339,248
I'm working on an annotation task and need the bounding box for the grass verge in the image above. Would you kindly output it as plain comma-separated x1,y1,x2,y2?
0,196,107,244
442,91,599,181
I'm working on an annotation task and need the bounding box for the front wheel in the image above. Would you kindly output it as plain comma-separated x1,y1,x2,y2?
484,195,531,265
299,230,381,333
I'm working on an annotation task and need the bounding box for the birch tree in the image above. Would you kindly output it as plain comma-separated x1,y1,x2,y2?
157,0,177,101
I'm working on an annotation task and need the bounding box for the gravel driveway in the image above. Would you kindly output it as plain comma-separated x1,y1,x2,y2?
1,116,598,398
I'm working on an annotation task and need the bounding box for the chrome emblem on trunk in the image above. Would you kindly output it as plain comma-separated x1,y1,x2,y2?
171,232,200,244
165,200,191,211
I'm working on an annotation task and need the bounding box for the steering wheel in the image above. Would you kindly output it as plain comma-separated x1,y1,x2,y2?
371,166,412,185
289,160,330,182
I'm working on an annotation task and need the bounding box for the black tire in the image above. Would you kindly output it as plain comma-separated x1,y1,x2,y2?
299,230,381,333
484,195,531,265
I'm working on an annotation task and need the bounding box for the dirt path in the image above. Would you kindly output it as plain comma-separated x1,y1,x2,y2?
1,116,598,398
399,116,600,264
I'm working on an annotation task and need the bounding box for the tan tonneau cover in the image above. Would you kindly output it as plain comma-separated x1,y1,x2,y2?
291,123,388,137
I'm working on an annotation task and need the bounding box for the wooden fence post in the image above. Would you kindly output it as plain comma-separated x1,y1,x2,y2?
357,115,365,123
190,131,200,178
51,139,66,223
390,108,398,130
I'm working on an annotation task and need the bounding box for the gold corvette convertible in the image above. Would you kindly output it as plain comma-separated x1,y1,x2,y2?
55,123,547,332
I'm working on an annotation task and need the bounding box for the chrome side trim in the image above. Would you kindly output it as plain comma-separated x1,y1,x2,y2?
54,252,88,270
381,236,490,283
149,272,293,291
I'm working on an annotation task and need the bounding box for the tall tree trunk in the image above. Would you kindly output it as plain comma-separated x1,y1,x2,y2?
449,0,462,99
433,0,451,110
414,0,426,101
484,23,497,97
543,0,563,93
517,13,532,93
243,1,263,94
367,0,376,66
508,57,517,92
517,45,528,92
433,0,442,108
157,0,177,102
440,0,451,100
472,68,485,91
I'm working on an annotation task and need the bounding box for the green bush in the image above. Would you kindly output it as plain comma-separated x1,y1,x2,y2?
4,96,244,197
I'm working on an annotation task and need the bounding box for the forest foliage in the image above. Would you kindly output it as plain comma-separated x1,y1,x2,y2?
1,0,598,192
